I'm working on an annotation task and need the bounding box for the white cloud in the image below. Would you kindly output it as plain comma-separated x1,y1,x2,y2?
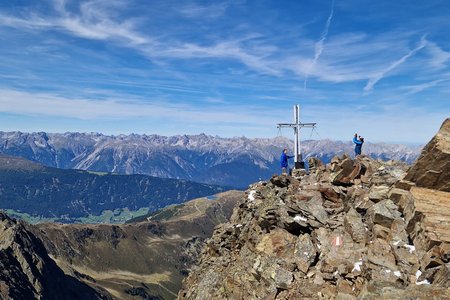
155,40,280,75
0,1,279,75
0,87,446,143
426,41,450,69
285,32,419,84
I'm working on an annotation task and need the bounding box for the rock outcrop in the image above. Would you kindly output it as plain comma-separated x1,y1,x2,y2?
179,120,450,299
0,212,109,299
404,118,450,192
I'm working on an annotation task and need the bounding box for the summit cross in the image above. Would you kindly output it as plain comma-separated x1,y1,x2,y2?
277,105,317,169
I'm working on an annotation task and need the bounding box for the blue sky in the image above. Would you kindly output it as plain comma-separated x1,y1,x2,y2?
0,0,449,143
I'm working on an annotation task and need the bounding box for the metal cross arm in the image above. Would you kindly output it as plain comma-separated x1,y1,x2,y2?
277,122,317,127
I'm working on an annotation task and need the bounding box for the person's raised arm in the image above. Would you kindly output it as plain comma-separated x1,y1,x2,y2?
353,136,362,145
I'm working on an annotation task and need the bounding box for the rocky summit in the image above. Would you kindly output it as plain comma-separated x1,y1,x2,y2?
178,119,450,300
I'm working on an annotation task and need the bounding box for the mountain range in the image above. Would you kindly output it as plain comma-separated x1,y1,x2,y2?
0,132,422,188
0,154,227,222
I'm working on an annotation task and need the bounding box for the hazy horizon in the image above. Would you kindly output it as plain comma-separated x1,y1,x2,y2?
0,129,426,147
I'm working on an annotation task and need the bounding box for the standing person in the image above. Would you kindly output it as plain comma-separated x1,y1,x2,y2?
353,133,364,156
280,148,294,174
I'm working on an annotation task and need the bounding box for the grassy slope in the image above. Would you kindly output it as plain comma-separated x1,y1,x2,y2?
0,154,228,222
32,190,243,300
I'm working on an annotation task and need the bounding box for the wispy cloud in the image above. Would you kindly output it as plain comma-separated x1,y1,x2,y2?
363,36,428,92
0,0,279,75
179,2,229,19
303,0,335,89
425,41,450,69
286,32,407,83
155,40,280,75
401,76,450,94
0,0,150,45
0,0,442,85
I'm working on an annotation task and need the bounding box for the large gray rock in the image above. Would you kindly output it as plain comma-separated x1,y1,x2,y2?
294,234,317,273
344,208,367,243
368,185,390,202
367,238,397,270
404,118,450,192
366,200,402,229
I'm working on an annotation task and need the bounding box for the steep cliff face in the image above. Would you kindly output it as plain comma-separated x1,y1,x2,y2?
404,118,450,192
0,212,110,300
178,120,450,300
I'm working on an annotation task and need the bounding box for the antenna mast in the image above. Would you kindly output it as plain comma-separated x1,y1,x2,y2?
277,104,316,169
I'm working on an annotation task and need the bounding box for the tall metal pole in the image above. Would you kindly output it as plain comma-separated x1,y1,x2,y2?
294,105,299,164
297,105,302,167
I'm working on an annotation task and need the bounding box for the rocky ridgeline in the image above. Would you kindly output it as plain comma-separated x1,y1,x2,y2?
179,119,450,299
0,212,109,299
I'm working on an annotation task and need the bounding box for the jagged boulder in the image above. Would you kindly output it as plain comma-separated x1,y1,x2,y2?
365,199,402,229
344,208,367,243
330,155,363,186
404,118,450,192
368,185,390,202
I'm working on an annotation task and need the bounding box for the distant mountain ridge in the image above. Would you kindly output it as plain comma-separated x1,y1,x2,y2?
0,154,227,222
0,131,422,187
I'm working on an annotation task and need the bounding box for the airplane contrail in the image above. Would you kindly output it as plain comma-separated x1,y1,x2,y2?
364,36,427,93
304,0,335,90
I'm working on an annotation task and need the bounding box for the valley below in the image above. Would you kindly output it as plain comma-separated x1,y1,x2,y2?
0,154,228,223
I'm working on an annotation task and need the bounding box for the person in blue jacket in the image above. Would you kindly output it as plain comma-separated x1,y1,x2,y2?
280,148,294,174
353,133,364,156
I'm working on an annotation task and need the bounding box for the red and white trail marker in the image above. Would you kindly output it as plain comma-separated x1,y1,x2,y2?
332,235,343,247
